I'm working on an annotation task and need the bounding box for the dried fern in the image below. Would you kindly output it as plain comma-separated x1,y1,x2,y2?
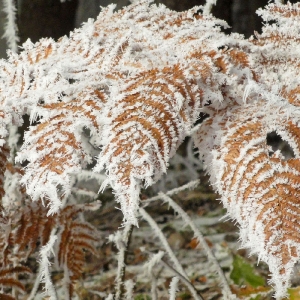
0,190,99,299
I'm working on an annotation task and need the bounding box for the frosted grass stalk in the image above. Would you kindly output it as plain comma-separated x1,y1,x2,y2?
124,279,134,300
113,224,133,300
169,277,179,300
139,207,202,300
143,250,164,300
160,193,236,300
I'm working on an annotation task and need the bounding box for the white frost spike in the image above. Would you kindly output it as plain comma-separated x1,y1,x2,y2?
2,0,19,52
203,0,217,15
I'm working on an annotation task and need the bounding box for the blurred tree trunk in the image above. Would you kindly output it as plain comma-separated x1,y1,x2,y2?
18,0,78,44
230,0,268,37
0,8,7,58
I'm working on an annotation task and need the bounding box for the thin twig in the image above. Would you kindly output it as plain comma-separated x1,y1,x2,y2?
143,180,200,204
159,193,236,300
139,207,203,300
160,258,203,299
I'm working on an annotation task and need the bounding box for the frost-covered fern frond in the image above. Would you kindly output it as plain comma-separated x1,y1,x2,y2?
0,1,248,225
195,100,300,298
95,64,205,225
251,2,300,106
193,3,300,298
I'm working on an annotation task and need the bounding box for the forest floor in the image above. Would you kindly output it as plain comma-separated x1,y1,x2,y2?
54,172,300,300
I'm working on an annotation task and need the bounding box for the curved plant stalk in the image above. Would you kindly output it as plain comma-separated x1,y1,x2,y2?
139,207,203,300
38,231,58,300
159,193,236,300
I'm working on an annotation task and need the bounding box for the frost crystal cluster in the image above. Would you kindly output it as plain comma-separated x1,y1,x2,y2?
1,0,300,298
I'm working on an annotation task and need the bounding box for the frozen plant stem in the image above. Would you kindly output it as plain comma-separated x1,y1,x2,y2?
28,264,43,300
160,258,204,300
159,193,235,300
144,180,200,204
114,224,133,300
139,207,203,300
169,276,179,300
39,232,58,300
150,270,158,300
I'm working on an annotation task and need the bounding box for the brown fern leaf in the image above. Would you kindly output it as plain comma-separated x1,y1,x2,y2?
95,65,206,224
57,203,99,297
0,294,15,300
194,100,300,298
13,201,57,257
0,210,13,267
0,265,31,296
